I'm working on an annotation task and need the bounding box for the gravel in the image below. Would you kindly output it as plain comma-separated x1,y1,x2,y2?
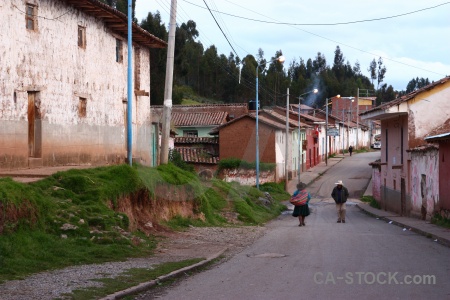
0,226,267,300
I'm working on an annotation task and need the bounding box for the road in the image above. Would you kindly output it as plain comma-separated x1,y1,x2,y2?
137,152,450,300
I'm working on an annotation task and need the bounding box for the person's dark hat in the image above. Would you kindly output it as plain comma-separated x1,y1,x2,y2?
296,182,306,190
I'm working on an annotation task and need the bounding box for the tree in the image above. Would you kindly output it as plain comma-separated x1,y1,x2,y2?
313,52,327,74
353,60,361,75
377,57,387,89
140,11,168,105
405,77,431,93
99,0,136,20
367,59,377,86
332,46,345,80
376,84,396,105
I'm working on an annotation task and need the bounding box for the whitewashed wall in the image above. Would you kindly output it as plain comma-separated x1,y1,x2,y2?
0,0,152,169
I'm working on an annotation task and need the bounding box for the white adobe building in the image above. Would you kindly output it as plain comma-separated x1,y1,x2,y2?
0,0,166,170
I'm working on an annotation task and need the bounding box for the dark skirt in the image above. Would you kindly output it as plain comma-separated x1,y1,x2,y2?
292,204,310,217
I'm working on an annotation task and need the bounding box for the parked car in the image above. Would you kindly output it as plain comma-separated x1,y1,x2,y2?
372,141,381,149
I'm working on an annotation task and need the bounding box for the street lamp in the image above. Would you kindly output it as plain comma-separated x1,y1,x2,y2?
339,97,354,154
297,88,318,183
325,95,340,165
255,55,285,189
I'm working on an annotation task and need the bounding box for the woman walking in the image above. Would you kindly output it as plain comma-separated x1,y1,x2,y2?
292,182,311,226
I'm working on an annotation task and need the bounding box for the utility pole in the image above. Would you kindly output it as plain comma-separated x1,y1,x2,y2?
160,0,177,164
356,88,359,149
126,0,133,166
285,88,289,191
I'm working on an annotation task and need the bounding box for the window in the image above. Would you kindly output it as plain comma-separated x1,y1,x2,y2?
116,39,123,63
79,97,87,118
78,26,86,48
26,4,37,30
183,130,198,137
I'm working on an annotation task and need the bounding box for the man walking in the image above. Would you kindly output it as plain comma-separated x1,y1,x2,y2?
331,180,349,223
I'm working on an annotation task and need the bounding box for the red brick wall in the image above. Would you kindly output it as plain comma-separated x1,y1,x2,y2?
219,117,276,163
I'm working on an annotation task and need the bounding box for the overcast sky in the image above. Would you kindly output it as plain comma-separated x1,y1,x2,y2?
135,0,450,92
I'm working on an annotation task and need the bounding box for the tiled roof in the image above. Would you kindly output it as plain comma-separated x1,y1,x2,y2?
65,0,166,48
361,76,450,116
261,109,300,128
174,137,219,144
174,147,219,164
172,112,228,127
209,113,288,135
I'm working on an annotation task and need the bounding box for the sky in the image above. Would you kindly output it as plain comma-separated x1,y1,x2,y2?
135,0,450,92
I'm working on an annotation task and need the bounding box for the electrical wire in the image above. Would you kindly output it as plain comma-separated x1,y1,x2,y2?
184,0,450,26
155,0,286,101
12,3,72,22
203,0,449,77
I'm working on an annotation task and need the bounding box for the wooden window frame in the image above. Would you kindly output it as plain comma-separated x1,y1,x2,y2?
183,130,198,137
116,39,123,63
78,25,86,48
79,97,87,118
26,3,38,31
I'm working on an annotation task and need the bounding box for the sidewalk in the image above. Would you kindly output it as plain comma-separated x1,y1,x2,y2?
287,155,345,193
0,165,95,183
286,154,450,249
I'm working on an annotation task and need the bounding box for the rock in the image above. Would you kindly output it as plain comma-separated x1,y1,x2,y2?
144,222,153,228
60,223,78,231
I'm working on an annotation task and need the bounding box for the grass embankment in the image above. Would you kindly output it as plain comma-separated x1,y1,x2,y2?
0,164,288,283
361,195,381,209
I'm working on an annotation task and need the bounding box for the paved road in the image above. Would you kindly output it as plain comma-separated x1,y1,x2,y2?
138,152,450,300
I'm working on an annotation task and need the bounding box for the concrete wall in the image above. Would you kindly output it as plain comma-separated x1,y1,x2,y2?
175,127,213,138
410,148,439,219
379,115,409,215
0,0,152,170
438,142,450,211
407,84,450,148
372,165,381,202
220,169,276,186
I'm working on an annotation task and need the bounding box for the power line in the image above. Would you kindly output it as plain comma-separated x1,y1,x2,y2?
201,0,448,78
184,0,450,26
202,0,240,58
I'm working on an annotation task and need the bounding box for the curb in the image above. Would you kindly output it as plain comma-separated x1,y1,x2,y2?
100,247,227,300
356,204,450,249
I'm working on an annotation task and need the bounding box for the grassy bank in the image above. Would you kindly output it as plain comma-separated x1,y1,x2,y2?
0,164,288,282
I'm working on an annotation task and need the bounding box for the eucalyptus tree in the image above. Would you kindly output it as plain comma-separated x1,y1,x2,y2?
140,11,168,105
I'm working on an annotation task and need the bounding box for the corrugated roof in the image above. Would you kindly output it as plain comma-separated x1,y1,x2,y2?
174,137,219,144
361,76,450,116
64,0,166,49
174,147,218,164
172,112,228,126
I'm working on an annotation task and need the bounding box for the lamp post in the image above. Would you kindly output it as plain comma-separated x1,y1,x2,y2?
256,55,285,189
325,95,340,165
297,89,318,183
340,97,354,154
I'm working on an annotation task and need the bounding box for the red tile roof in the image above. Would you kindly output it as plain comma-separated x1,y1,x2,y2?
209,113,290,135
64,0,166,48
172,112,228,127
174,147,219,164
174,137,218,144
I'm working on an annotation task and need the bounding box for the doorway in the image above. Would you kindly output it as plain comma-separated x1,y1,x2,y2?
27,91,42,158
